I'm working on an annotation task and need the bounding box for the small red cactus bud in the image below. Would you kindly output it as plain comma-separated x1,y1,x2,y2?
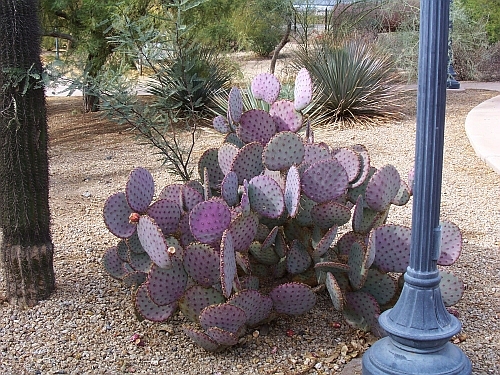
129,212,140,223
286,329,295,337
330,322,341,329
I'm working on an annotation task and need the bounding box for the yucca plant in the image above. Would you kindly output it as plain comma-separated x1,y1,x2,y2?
293,37,403,127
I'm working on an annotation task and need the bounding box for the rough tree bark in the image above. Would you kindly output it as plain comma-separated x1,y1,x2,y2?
270,21,292,75
0,0,56,306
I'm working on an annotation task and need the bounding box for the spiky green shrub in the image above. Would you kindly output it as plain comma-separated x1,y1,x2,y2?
293,38,402,126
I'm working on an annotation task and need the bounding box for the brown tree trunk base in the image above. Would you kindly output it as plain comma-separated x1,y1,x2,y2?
1,241,55,307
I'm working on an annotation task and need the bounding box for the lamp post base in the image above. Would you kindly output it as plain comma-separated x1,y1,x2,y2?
362,337,472,375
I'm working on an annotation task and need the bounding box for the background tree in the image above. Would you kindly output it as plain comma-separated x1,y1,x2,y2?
0,0,55,306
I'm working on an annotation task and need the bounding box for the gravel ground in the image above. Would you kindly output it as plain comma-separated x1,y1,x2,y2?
0,88,499,375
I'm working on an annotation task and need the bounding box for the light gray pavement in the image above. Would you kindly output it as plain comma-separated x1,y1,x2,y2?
460,81,500,175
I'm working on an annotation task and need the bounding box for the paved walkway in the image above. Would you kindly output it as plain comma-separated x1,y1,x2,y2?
460,81,500,175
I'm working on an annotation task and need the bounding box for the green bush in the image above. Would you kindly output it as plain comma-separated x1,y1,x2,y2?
293,37,402,126
458,0,500,43
231,0,290,56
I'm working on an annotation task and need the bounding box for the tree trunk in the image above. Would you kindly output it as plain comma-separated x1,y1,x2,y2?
0,0,56,306
270,21,292,75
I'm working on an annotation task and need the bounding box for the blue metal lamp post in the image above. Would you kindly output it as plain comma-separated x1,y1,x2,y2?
362,0,472,374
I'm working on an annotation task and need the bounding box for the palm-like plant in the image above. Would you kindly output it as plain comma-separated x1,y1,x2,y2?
293,37,403,127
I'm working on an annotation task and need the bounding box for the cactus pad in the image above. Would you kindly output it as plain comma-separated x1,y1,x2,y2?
438,221,462,266
137,215,171,269
220,230,237,298
228,290,273,326
116,240,129,262
274,229,288,258
240,275,260,290
218,143,239,176
301,159,349,203
200,303,247,333
221,171,239,207
240,180,251,216
371,224,411,273
189,200,231,245
126,167,155,213
178,286,225,323
263,131,305,171
345,291,381,331
294,68,313,111
303,143,331,165
333,148,361,183
312,225,338,258
311,201,351,229
365,165,401,212
261,226,279,249
391,179,411,206
182,326,221,352
248,175,285,219
158,184,183,203
102,246,127,279
249,241,280,265
325,272,345,311
359,268,397,306
439,270,465,306
147,199,181,236
286,240,312,274
181,185,204,212
103,192,136,239
198,148,225,189
178,212,195,247
134,284,178,322
206,327,239,346
224,133,245,149
250,72,281,105
213,115,230,134
128,250,153,273
348,241,370,290
269,282,316,315
147,258,188,306
282,165,300,218
237,109,277,145
230,142,265,185
122,270,147,288
350,144,371,188
228,211,259,252
270,100,303,132
228,87,243,124
127,231,146,254
183,243,220,287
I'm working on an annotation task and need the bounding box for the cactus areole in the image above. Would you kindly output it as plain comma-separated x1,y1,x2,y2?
101,69,465,353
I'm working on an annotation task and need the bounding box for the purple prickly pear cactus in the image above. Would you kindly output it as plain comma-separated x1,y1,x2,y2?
250,72,281,105
182,326,222,352
228,211,259,252
284,165,301,218
178,212,195,247
237,109,277,145
218,143,239,176
189,200,231,245
269,282,317,315
248,175,285,219
147,199,181,236
206,327,239,346
345,291,381,335
350,144,371,189
159,183,183,203
359,268,397,306
294,68,313,111
126,167,155,213
286,239,312,274
230,142,265,185
122,270,147,288
221,171,239,207
348,241,370,290
270,100,303,132
249,241,280,265
325,272,345,311
198,148,225,190
147,258,188,306
261,226,279,250
213,115,230,134
103,192,136,239
220,230,237,298
200,303,247,333
224,132,245,149
228,87,243,124
312,225,338,258
228,290,273,327
102,246,127,279
240,180,251,216
333,147,361,183
311,201,351,229
391,179,411,206
370,224,411,273
262,131,305,171
439,270,465,306
365,164,401,212
301,159,349,203
181,184,204,212
137,215,172,269
128,250,152,273
178,285,225,323
437,220,462,266
183,243,220,287
134,284,178,322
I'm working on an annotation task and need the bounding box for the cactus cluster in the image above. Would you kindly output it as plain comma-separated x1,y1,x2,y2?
102,69,465,350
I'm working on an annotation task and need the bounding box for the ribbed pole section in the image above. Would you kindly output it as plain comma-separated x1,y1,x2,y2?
361,1,472,373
